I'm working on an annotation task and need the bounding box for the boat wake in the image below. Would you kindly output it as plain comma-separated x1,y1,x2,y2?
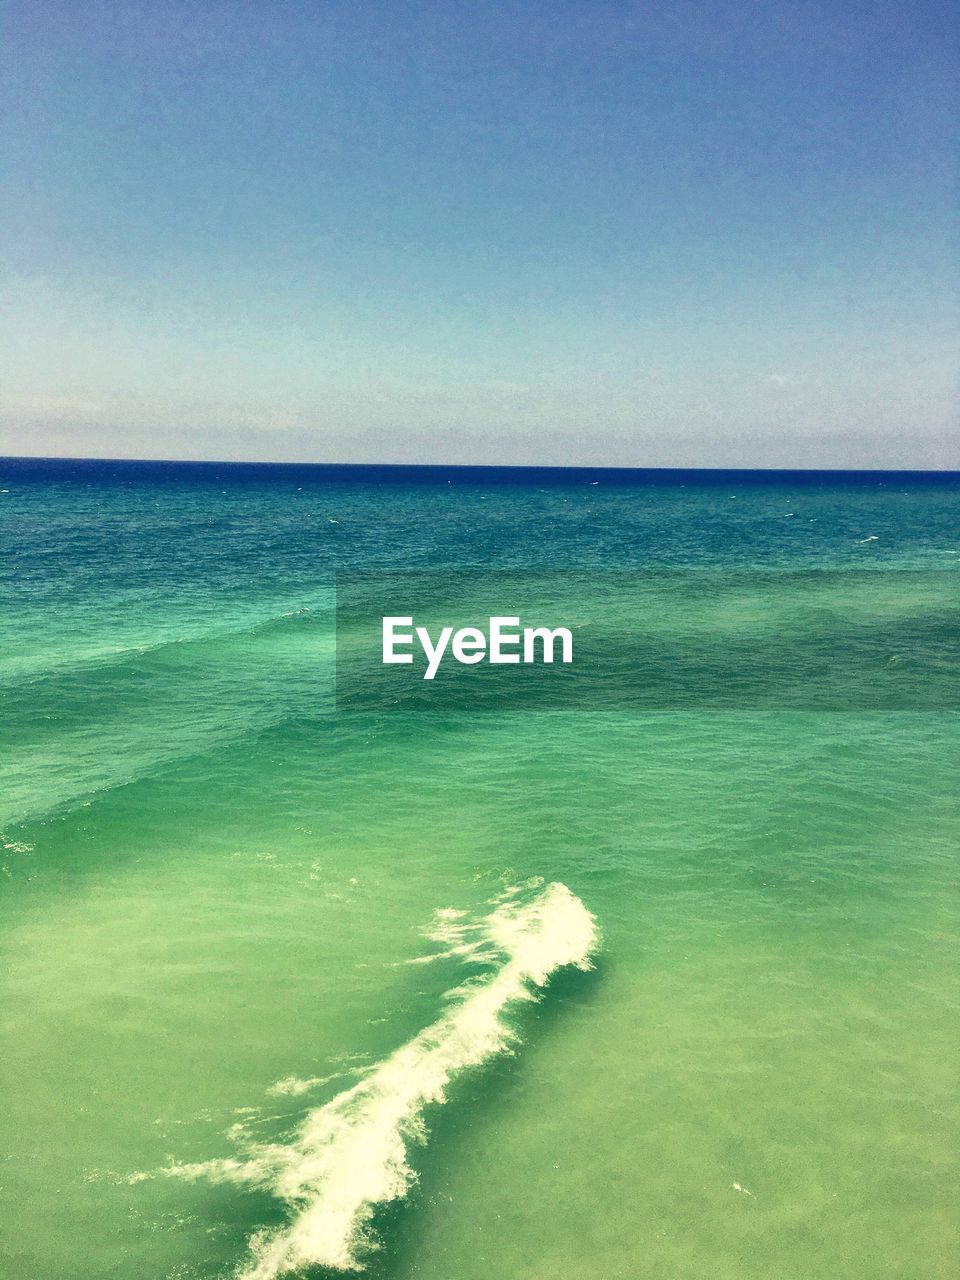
152,881,597,1277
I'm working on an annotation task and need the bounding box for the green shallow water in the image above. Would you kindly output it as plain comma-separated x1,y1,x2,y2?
1,461,958,1279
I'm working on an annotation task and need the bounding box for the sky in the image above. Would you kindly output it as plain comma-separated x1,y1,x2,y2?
1,0,958,468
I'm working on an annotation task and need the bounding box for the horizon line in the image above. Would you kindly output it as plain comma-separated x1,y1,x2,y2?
3,454,959,478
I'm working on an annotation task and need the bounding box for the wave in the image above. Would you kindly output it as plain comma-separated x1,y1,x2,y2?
0,597,334,688
153,881,597,1277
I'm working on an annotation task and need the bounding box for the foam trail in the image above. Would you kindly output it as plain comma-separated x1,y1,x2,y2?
162,882,596,1278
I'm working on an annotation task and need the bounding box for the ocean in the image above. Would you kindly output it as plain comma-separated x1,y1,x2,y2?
1,457,958,1279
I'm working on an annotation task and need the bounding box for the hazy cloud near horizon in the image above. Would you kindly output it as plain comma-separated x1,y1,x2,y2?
1,0,957,467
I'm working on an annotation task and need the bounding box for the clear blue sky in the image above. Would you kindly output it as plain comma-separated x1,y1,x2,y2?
2,0,957,466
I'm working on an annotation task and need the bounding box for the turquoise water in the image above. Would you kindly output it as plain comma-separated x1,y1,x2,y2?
1,460,958,1279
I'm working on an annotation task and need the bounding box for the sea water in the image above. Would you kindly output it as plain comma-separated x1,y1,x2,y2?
1,459,957,1279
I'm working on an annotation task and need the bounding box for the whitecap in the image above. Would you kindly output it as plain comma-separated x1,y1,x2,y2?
151,882,597,1277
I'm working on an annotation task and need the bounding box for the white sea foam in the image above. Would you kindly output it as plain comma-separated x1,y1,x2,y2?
158,881,596,1277
266,1074,341,1098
